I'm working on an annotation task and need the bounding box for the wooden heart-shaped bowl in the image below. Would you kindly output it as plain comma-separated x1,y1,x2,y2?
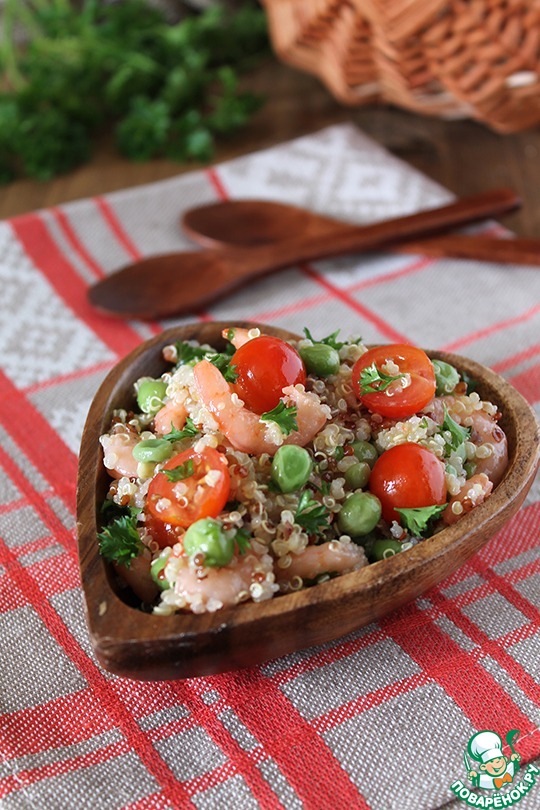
77,322,540,680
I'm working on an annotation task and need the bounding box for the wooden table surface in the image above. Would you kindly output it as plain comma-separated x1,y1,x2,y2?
2,60,540,236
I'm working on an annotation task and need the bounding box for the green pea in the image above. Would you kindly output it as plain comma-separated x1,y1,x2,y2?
133,438,173,463
351,440,378,468
432,359,460,395
344,461,370,490
367,538,404,562
151,552,171,591
271,445,312,493
183,518,234,568
137,378,168,414
337,492,381,537
299,343,340,377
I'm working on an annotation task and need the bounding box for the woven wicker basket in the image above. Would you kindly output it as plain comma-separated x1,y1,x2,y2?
261,0,540,133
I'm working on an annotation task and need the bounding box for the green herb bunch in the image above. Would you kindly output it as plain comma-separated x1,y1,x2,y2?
0,0,269,183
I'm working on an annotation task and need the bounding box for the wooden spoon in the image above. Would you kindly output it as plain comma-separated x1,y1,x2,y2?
77,321,540,680
182,199,540,265
88,189,520,320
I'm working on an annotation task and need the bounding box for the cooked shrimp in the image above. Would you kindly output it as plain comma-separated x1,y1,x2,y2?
442,473,493,525
154,393,188,436
171,550,278,613
100,429,139,478
466,410,508,487
222,326,260,349
193,359,330,455
424,394,508,486
277,539,366,585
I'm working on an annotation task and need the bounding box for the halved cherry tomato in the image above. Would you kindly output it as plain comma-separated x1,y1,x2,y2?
231,336,306,414
144,515,184,549
369,443,446,524
352,344,436,419
146,447,230,533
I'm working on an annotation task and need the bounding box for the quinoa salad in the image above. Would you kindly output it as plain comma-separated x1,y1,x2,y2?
97,326,509,615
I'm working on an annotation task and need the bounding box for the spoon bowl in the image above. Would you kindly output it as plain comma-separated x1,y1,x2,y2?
88,189,521,320
77,322,540,681
182,199,540,266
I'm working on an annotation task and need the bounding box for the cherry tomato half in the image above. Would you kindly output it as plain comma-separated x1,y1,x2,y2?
231,336,306,414
352,344,436,419
369,443,446,524
146,447,230,534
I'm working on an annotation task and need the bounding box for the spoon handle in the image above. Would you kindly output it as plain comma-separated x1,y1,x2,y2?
397,234,540,265
230,189,521,274
89,189,521,320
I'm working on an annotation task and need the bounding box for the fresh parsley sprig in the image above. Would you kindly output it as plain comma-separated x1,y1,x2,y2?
0,1,270,182
174,341,208,365
163,459,194,482
303,327,362,350
294,490,330,535
162,417,200,443
208,353,238,383
358,362,403,395
98,514,143,568
439,407,471,453
395,504,447,537
260,401,298,435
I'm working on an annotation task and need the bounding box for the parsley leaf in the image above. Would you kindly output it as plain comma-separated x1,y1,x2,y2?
234,529,251,555
439,407,471,452
208,353,238,383
303,327,362,350
395,504,447,537
294,490,330,535
358,362,403,395
163,459,194,482
174,341,208,365
260,401,298,435
98,515,143,568
162,417,200,442
0,2,269,182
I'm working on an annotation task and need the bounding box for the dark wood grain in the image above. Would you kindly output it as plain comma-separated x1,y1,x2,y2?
76,321,540,681
182,199,540,267
88,189,520,320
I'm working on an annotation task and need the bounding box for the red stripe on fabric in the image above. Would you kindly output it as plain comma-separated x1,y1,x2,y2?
507,361,540,403
0,739,130,798
348,256,434,293
492,341,540,374
311,671,430,735
382,605,537,740
23,360,113,396
211,670,370,810
428,588,540,725
302,264,411,343
0,541,198,808
177,678,286,809
0,436,75,541
94,196,142,260
441,303,540,353
468,556,540,625
9,215,141,358
206,167,229,201
478,503,540,566
0,372,78,506
52,207,106,279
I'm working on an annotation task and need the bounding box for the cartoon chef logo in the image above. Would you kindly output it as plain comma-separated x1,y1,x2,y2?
465,730,521,791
